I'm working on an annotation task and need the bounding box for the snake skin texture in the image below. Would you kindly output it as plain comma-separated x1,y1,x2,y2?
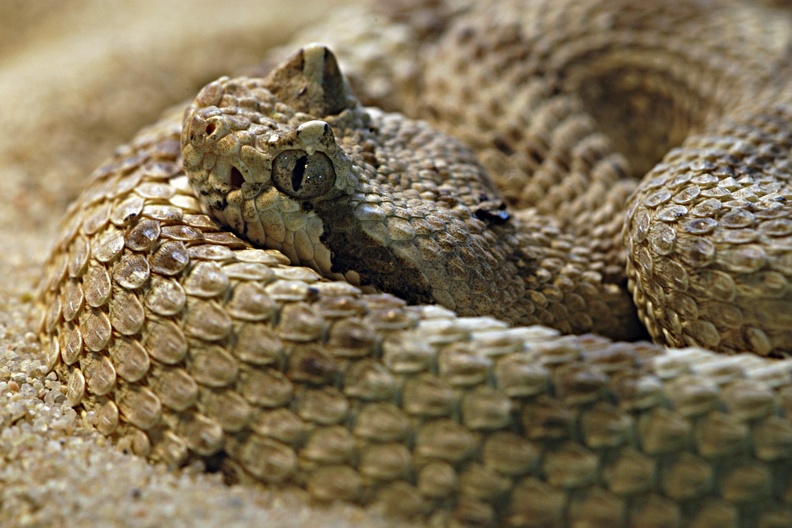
37,0,792,526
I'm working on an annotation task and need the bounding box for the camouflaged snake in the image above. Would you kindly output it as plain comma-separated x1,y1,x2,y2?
37,0,792,526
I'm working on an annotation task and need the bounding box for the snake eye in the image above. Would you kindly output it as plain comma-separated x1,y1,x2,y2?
272,149,336,199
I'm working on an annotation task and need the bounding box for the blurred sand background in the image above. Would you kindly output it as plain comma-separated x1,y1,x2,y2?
0,1,407,526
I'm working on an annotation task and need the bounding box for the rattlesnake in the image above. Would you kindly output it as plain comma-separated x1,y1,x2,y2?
36,0,792,526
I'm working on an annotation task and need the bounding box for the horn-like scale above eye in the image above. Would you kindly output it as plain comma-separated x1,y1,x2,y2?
272,149,336,199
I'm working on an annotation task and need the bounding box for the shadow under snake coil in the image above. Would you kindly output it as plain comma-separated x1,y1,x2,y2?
36,0,792,526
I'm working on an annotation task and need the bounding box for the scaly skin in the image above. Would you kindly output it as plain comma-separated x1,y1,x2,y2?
37,0,792,526
269,0,792,355
182,50,641,341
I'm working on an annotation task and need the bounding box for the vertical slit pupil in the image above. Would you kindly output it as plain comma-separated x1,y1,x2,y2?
292,156,307,192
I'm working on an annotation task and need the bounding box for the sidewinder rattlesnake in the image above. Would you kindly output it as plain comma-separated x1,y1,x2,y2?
37,0,792,525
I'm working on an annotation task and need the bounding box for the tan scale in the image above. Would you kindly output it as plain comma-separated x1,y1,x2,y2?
36,0,792,526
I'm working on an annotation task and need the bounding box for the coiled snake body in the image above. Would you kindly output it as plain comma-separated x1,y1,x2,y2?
37,0,792,526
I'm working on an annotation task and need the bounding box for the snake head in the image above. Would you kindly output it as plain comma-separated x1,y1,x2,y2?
181,43,518,315
180,45,363,265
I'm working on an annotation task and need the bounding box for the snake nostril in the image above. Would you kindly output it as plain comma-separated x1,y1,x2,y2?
205,122,216,136
230,166,244,189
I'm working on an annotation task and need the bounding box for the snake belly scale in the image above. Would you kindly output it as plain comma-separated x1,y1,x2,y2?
36,0,792,526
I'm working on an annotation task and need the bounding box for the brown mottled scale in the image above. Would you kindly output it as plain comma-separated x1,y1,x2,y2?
280,0,792,355
36,0,792,527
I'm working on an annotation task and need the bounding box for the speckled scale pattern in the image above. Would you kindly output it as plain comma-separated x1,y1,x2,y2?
182,65,642,342
276,0,792,354
626,107,792,355
415,0,792,356
38,115,792,526
35,0,792,526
